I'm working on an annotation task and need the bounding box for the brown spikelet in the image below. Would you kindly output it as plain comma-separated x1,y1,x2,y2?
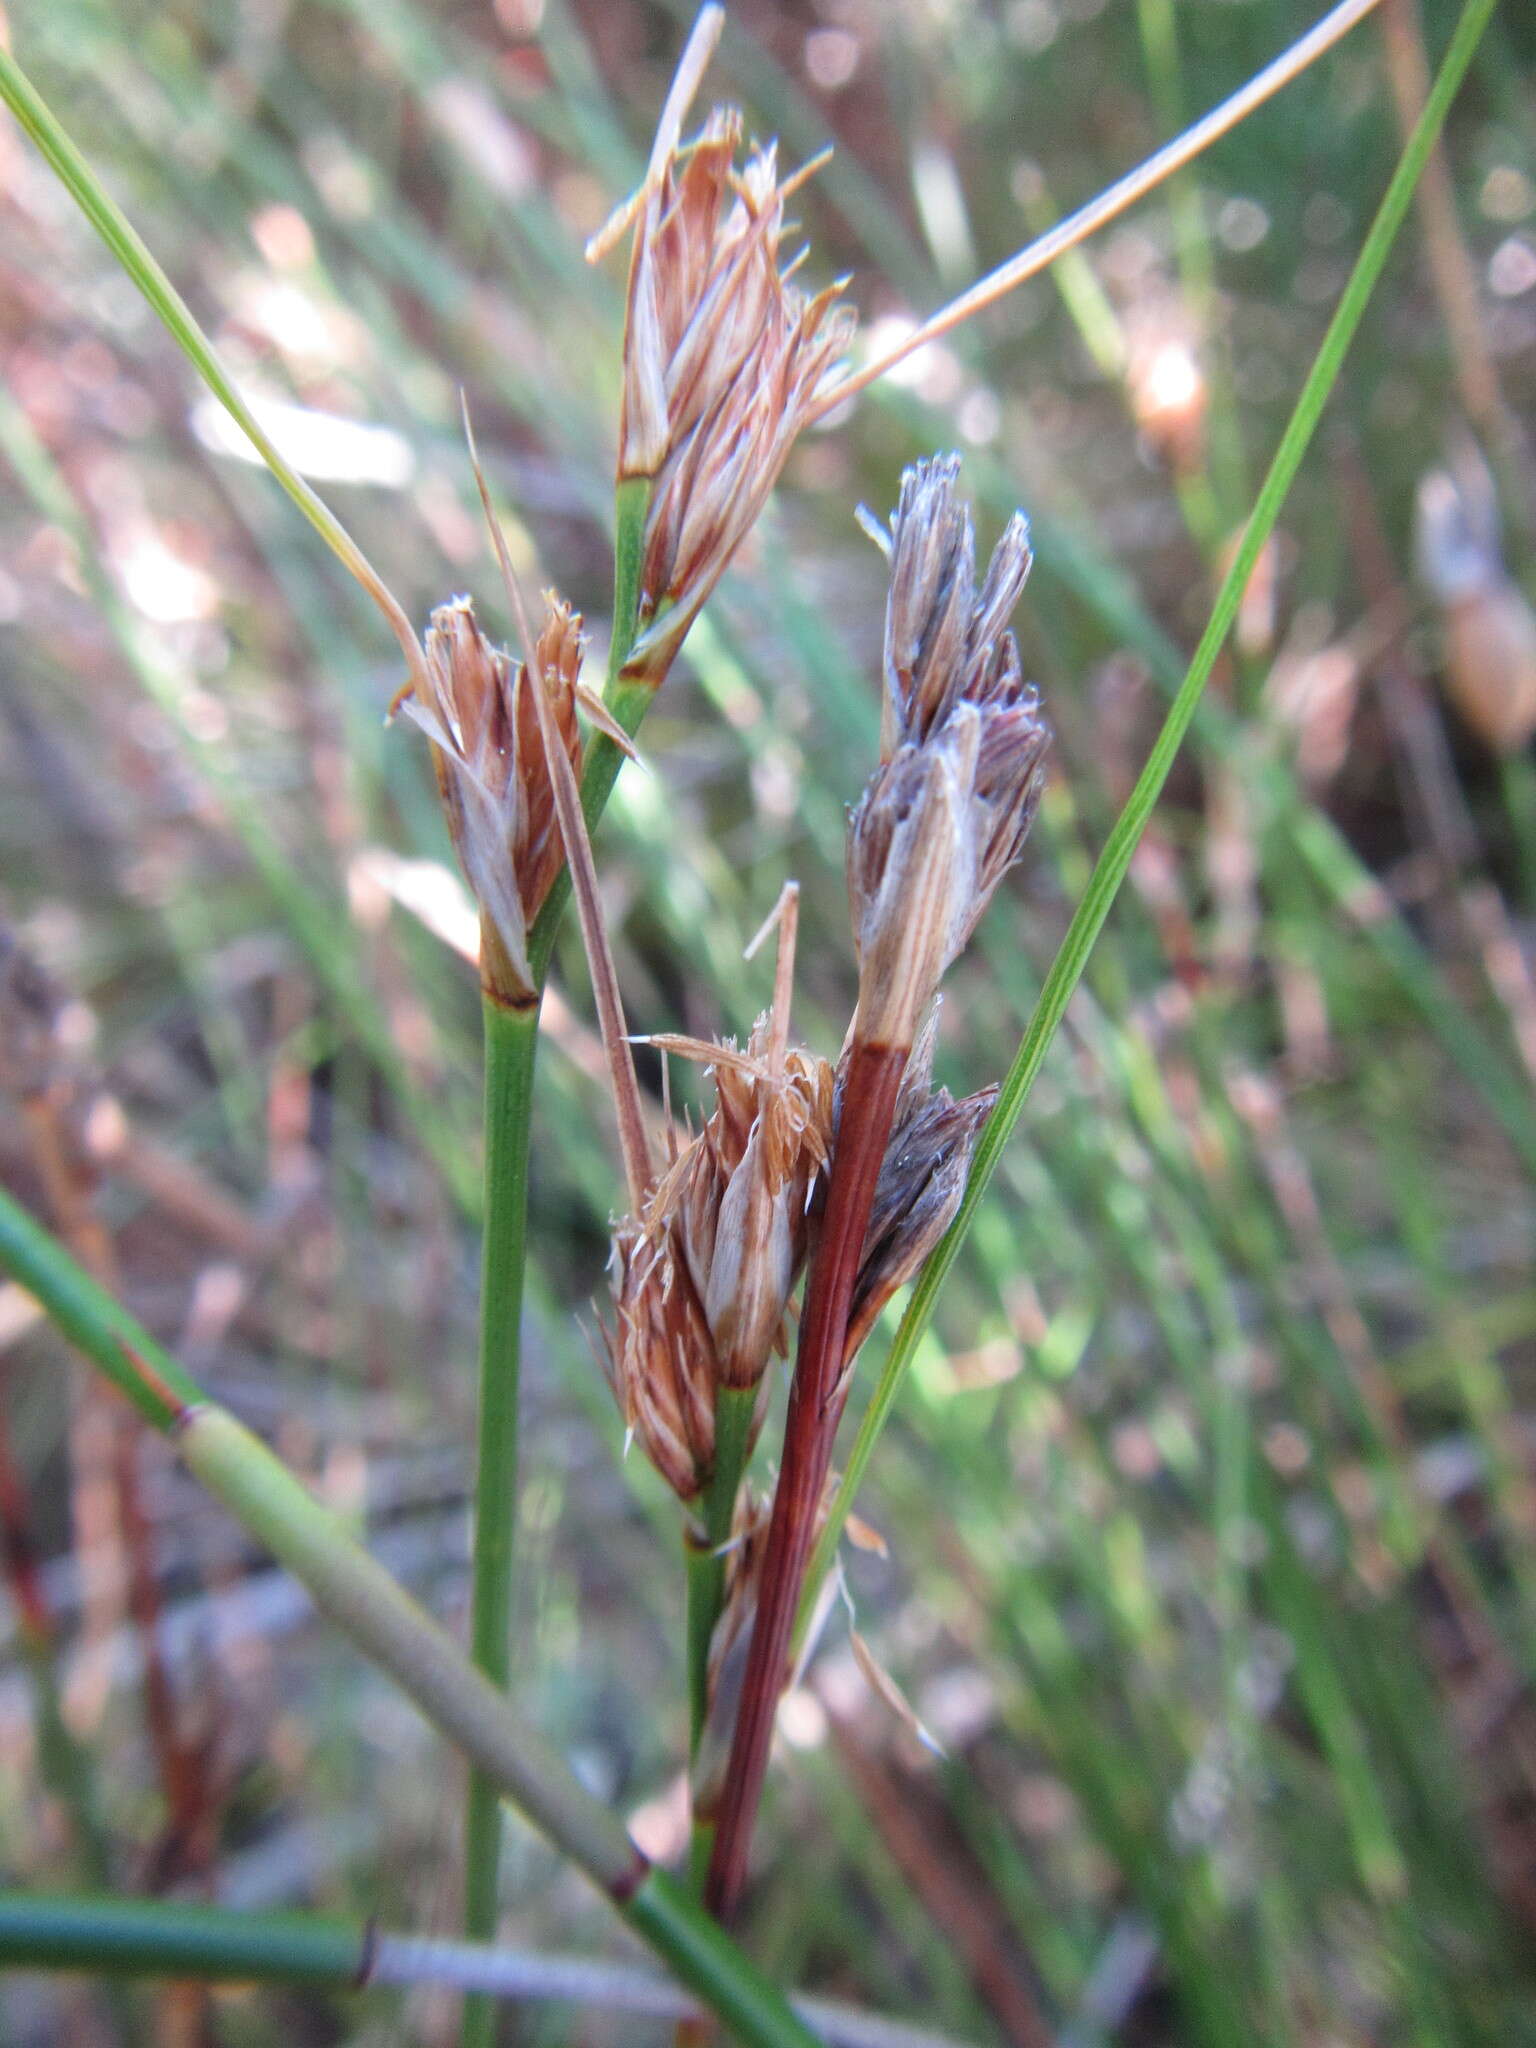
588,23,853,686
395,591,585,1000
844,1079,997,1374
684,1024,834,1390
603,1211,719,1504
600,1010,834,1501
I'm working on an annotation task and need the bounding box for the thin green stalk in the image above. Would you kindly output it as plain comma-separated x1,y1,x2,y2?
0,43,419,675
794,0,1499,1650
682,1382,759,1894
461,995,539,2048
686,1386,758,1760
459,469,651,2046
0,1187,820,2048
0,1894,362,1988
0,1891,971,2048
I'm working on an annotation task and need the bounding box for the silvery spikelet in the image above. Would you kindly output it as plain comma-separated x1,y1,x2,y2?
845,1046,996,1374
847,456,1051,1047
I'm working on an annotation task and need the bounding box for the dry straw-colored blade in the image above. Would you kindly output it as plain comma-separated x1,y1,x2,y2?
812,0,1388,418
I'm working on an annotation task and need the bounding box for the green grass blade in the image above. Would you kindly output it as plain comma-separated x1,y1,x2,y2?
799,0,1501,1638
0,41,419,668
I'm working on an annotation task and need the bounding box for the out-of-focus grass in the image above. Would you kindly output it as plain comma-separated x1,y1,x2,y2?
2,2,1535,2044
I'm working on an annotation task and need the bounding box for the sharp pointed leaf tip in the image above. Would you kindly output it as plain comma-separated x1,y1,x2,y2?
576,683,643,761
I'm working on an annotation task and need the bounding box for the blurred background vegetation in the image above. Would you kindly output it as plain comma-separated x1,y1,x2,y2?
2,0,1535,2041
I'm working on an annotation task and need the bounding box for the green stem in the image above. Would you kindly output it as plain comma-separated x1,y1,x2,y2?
682,1383,759,1893
686,1388,759,1760
0,43,419,673
627,1869,818,2048
0,1891,936,2046
461,994,539,2048
0,1894,361,1988
460,474,650,2043
793,0,1499,1657
0,1189,820,2048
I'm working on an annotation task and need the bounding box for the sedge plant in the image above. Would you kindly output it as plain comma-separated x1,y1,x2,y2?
0,0,1508,2039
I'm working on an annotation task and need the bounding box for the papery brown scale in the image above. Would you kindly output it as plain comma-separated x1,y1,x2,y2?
604,1218,717,1503
600,1013,833,1485
681,1021,834,1392
969,695,1051,909
842,1082,998,1374
883,459,975,750
967,512,1033,680
847,726,982,1048
626,282,851,672
664,154,784,437
663,115,740,309
510,597,585,921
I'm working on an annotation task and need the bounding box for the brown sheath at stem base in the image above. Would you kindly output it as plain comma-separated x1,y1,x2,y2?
704,1036,908,1922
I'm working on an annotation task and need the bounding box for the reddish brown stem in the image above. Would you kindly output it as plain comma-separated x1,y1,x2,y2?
704,1036,907,1921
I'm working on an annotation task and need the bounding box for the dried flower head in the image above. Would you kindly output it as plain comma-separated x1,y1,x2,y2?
879,455,1036,752
587,9,853,683
598,883,833,1497
604,1207,719,1503
673,1025,834,1391
394,592,584,1002
602,1006,834,1500
848,457,1051,1045
845,1076,997,1372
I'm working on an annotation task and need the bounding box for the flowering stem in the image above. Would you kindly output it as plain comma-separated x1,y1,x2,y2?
791,0,1499,1665
461,988,539,2048
461,471,656,2042
705,1039,909,1921
685,1384,758,1766
0,1187,821,2048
